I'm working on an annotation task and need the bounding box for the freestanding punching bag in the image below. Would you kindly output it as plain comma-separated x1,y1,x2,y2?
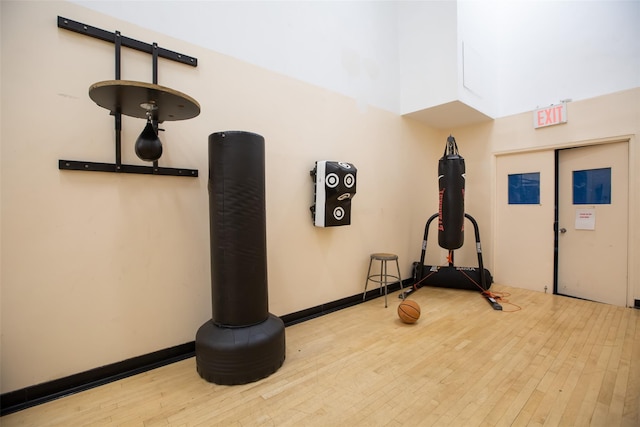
438,135,465,250
195,131,285,385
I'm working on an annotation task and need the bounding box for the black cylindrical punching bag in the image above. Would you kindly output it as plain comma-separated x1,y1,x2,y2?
209,131,268,326
438,135,465,250
195,131,285,386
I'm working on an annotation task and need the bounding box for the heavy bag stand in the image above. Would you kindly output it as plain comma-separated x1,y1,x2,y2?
401,135,497,309
401,212,493,299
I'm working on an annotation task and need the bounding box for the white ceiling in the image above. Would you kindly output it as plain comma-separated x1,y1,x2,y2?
403,101,493,130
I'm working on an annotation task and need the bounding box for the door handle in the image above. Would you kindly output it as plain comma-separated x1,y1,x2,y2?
559,227,567,234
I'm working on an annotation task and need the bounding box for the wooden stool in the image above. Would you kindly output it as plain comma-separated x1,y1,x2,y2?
363,253,403,307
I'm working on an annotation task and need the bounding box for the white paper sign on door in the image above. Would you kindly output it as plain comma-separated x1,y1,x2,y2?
575,208,596,230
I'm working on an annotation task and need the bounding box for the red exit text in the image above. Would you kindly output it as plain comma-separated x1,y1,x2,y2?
534,103,567,129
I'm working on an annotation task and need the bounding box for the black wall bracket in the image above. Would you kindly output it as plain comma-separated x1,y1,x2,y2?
58,160,198,177
57,16,199,178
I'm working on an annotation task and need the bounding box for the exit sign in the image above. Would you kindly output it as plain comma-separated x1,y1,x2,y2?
534,103,567,129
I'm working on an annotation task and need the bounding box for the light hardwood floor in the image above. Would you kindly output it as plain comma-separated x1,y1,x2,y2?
3,285,639,426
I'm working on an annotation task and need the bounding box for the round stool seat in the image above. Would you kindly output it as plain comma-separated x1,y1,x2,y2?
371,253,398,261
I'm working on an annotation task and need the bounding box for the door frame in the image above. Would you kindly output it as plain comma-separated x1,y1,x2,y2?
492,134,635,307
552,136,633,306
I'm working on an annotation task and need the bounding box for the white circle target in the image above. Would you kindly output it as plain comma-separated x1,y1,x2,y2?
326,173,339,188
333,206,345,220
344,173,355,188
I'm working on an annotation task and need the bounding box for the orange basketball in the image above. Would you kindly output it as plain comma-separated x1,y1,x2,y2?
398,299,421,324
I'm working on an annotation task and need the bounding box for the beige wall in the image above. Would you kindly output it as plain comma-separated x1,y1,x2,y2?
489,90,639,303
1,1,638,394
0,1,440,393
448,89,639,300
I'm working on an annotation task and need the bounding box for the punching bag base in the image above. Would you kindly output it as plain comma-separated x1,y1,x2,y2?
195,314,285,385
413,263,493,291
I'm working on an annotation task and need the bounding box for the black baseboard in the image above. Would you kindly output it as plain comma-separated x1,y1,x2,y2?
0,280,411,417
281,279,409,326
0,342,195,416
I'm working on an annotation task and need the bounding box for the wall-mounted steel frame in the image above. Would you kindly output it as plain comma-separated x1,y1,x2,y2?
57,16,199,178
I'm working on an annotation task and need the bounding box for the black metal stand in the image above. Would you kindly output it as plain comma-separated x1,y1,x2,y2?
402,212,492,298
57,16,199,178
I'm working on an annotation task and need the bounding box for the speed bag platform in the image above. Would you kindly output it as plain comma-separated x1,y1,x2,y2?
412,263,493,291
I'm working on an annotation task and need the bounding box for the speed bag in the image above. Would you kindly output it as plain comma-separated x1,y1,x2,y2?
438,136,465,250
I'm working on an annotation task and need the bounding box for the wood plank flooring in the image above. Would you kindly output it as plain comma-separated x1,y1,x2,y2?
3,285,639,426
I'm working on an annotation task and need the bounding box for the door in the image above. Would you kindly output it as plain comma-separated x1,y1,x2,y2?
495,151,555,292
557,141,629,306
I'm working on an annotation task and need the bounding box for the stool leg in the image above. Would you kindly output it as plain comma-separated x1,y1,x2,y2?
383,260,388,308
395,258,404,300
363,257,374,301
379,259,384,296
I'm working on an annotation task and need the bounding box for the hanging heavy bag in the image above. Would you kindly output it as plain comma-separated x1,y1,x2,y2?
438,135,465,250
